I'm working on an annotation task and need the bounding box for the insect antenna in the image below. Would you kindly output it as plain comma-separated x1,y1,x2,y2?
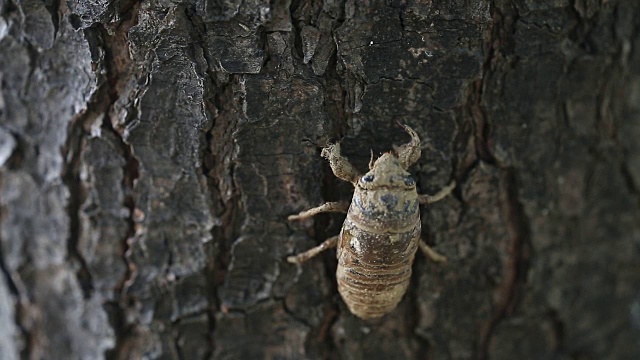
368,149,377,169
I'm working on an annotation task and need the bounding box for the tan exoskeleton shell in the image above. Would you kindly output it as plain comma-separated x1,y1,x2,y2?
288,124,455,319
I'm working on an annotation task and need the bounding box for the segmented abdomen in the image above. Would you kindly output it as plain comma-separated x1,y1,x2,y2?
336,218,421,319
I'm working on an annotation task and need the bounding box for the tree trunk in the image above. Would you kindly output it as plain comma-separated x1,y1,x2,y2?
1,0,639,359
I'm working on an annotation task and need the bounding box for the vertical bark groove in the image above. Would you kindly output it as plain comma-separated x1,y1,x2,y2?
468,2,533,358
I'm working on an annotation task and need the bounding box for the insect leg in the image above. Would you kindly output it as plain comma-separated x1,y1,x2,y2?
418,181,456,204
419,240,448,263
287,235,339,264
321,143,361,184
287,201,350,221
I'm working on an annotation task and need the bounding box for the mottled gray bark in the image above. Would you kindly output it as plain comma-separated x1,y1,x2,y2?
0,0,638,359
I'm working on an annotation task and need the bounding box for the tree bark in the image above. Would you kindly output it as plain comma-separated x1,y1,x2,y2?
1,0,639,359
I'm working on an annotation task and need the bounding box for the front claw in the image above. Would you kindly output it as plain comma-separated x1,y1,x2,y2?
393,123,421,169
322,142,361,184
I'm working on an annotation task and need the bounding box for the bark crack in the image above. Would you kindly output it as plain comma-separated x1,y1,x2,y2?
75,3,142,358
467,2,532,359
201,77,243,317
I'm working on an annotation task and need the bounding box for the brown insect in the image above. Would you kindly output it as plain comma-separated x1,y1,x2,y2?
288,124,455,319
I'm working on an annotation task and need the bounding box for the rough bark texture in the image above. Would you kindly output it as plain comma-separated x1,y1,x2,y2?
0,0,639,359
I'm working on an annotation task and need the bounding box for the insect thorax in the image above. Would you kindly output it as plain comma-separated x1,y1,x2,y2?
349,187,420,231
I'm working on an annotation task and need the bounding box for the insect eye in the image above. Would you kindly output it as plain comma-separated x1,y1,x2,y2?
404,176,415,186
362,174,374,183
